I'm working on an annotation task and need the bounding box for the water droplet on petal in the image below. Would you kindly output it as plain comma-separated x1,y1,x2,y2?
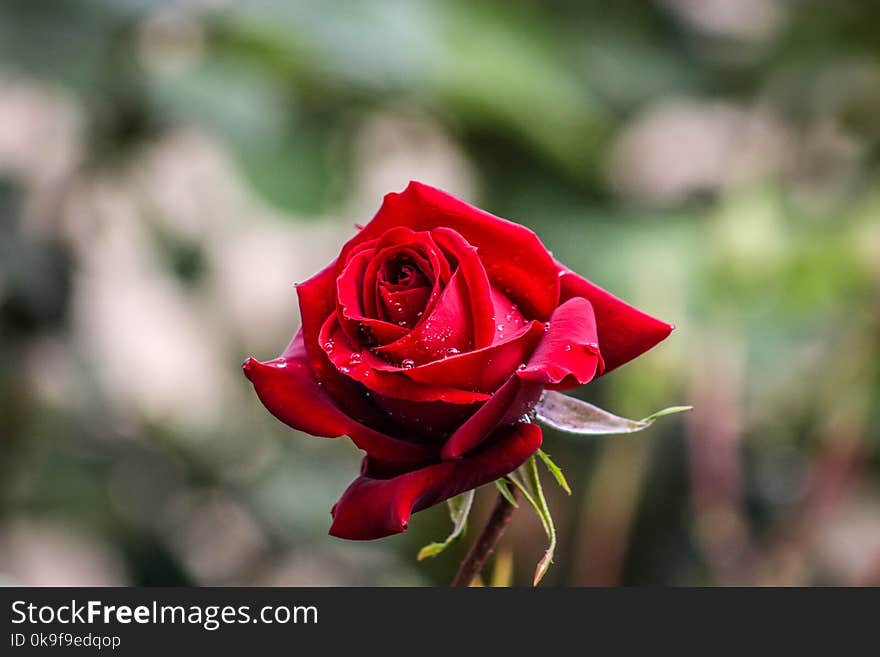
544,322,551,332
339,366,351,374
564,345,572,352
497,324,505,331
445,347,460,357
401,358,415,369
517,363,527,371
323,340,335,352
349,352,362,365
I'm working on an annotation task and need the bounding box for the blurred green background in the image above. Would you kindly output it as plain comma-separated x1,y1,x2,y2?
1,0,879,586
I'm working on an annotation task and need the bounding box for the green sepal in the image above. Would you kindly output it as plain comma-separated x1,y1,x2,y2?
494,478,519,508
417,489,475,561
535,449,571,495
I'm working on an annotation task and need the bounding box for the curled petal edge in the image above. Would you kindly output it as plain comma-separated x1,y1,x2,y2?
329,420,543,540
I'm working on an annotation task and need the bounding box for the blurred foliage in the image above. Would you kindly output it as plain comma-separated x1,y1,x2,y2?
0,0,878,586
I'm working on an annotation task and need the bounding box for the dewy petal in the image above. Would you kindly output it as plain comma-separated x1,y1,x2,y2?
319,314,491,405
349,231,450,341
402,320,545,393
338,181,560,321
243,333,435,465
430,227,495,348
373,268,474,366
489,285,528,344
439,299,602,460
557,266,673,374
378,284,431,329
329,421,543,540
518,297,604,390
336,248,409,345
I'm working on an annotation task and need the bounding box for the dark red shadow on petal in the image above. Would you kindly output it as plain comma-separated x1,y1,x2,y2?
329,421,543,540
243,333,436,466
369,393,482,443
441,374,544,460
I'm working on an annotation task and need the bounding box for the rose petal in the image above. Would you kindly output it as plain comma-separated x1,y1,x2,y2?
368,393,483,444
402,320,545,393
243,334,435,465
294,260,388,416
319,314,492,404
359,226,450,319
440,374,544,460
373,268,474,365
336,249,407,346
329,421,543,540
378,284,431,329
339,181,560,320
368,246,439,321
518,296,604,390
439,299,603,460
489,285,529,343
557,267,673,373
431,227,495,348
340,230,450,344
336,247,409,345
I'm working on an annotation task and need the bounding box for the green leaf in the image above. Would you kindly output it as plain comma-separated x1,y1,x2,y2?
526,455,557,586
640,405,694,423
534,391,692,436
508,458,557,586
506,470,543,529
417,489,475,561
494,478,519,508
535,449,571,495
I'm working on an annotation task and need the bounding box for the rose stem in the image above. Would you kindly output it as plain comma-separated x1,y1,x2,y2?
451,486,519,587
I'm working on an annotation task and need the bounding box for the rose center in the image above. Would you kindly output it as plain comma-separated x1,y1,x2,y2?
377,257,432,328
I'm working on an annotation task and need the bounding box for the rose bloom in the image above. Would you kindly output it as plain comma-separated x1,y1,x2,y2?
244,182,671,540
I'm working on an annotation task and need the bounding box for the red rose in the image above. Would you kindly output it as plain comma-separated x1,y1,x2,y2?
243,182,671,540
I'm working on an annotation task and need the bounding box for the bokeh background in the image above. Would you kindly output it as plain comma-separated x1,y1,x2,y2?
1,0,879,586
